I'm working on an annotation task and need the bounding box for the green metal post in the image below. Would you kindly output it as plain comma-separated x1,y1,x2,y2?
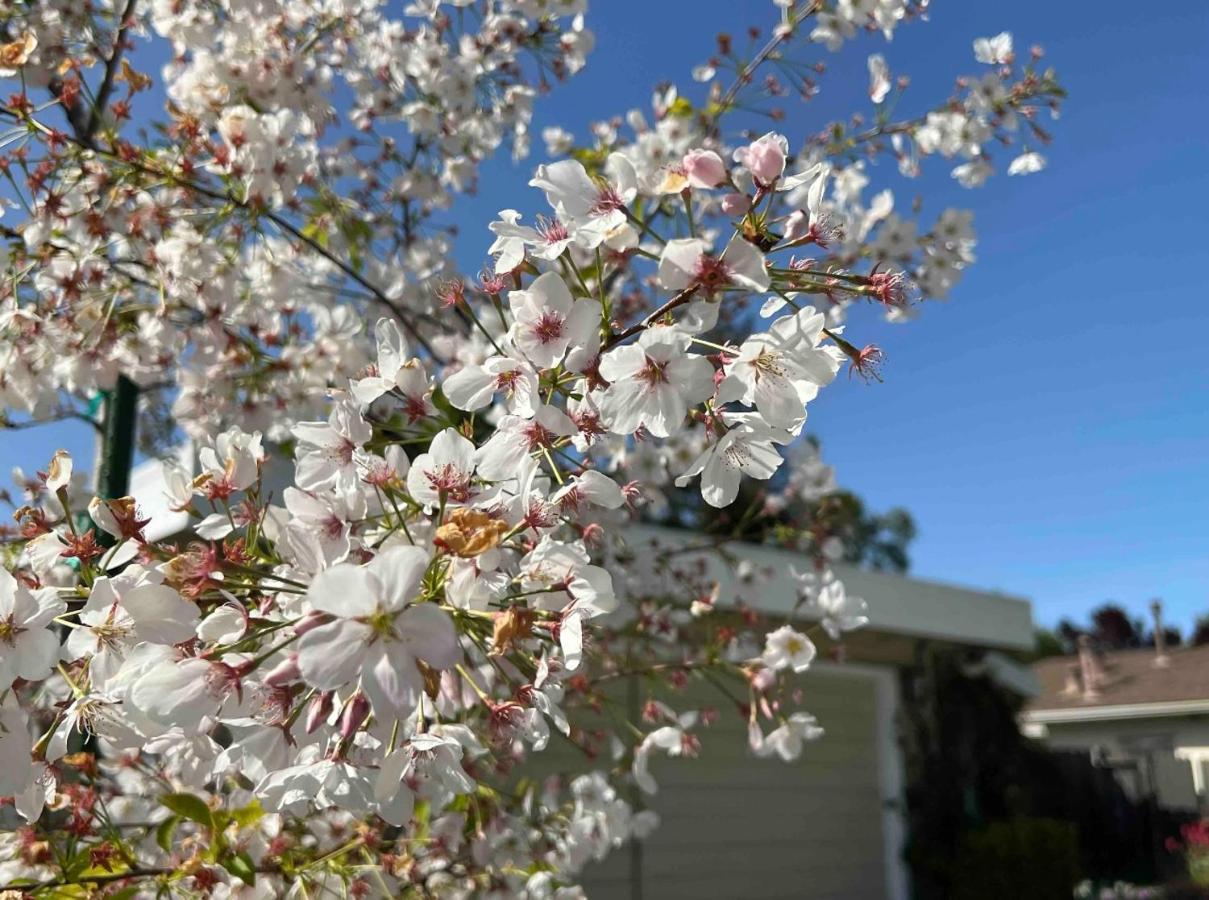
97,374,138,500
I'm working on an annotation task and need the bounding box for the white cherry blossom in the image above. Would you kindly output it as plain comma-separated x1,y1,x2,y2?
297,546,459,718
0,568,66,691
722,307,844,428
657,237,771,295
508,272,600,370
406,427,483,508
761,625,817,673
675,414,793,508
598,327,714,438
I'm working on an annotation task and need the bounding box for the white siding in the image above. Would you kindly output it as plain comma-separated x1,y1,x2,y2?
575,668,894,900
1041,716,1205,810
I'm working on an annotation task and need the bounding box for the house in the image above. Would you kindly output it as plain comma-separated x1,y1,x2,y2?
1021,615,1209,814
554,528,1037,900
126,454,1037,900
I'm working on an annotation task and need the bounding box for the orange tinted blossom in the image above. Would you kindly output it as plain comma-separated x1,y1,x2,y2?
434,508,508,558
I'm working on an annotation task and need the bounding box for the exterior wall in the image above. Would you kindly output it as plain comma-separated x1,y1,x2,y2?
1038,715,1208,811
562,665,907,900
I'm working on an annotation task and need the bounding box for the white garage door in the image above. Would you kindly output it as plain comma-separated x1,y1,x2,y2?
579,666,905,900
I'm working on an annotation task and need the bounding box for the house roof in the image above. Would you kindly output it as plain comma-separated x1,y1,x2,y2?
1025,644,1209,722
631,526,1035,652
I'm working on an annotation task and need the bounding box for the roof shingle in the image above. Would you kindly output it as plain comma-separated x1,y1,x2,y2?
1027,644,1209,712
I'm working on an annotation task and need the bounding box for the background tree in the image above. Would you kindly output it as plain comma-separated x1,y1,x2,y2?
1090,603,1143,650
1142,625,1182,649
1031,627,1066,660
1043,604,1183,657
664,438,917,573
1192,616,1209,646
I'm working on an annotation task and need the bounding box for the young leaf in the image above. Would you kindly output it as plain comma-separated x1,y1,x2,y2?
160,793,214,830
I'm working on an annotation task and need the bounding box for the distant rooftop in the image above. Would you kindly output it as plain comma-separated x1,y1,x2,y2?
1028,644,1209,714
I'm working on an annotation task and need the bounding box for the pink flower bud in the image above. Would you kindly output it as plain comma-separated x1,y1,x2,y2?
294,610,328,635
734,133,787,186
581,522,605,547
339,691,371,740
751,667,776,693
682,149,726,189
305,691,334,734
720,193,751,216
263,654,301,688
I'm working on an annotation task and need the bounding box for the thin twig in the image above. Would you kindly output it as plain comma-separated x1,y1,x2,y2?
603,286,698,349
84,0,140,144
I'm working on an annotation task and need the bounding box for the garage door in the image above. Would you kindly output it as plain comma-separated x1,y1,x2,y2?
578,666,904,900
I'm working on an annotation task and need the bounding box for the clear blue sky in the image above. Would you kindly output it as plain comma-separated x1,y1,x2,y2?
4,2,1207,635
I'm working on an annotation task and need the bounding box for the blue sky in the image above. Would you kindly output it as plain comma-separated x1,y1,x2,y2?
4,2,1207,634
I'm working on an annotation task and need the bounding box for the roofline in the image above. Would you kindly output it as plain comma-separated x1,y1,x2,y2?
633,525,1035,652
1022,698,1209,724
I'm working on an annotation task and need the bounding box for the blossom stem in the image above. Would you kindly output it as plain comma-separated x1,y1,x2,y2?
623,207,668,246
455,663,490,703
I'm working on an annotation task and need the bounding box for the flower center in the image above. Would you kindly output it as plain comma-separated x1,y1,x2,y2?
751,348,786,379
330,438,356,466
592,184,625,215
532,312,565,345
722,441,750,470
92,619,133,647
537,216,569,245
637,356,669,387
523,421,556,450
693,255,731,292
426,463,474,503
365,607,397,641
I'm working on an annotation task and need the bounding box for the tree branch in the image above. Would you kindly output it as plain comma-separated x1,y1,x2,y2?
84,0,140,145
603,286,698,350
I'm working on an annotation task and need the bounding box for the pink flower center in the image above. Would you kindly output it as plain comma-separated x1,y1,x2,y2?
592,183,625,215
532,311,565,345
571,408,605,442
522,421,556,450
402,394,429,422
637,356,669,387
868,271,908,307
426,463,474,503
693,254,731,292
322,514,344,540
330,438,356,466
537,216,569,245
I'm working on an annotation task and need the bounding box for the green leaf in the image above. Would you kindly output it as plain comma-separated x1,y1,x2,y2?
61,848,92,880
223,850,257,886
156,815,181,852
160,793,214,829
666,96,694,118
568,146,607,174
230,800,265,829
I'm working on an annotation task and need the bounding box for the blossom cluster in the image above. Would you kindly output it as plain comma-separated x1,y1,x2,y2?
0,0,1062,895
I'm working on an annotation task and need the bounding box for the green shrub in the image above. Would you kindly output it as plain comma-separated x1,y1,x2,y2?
952,818,1081,900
